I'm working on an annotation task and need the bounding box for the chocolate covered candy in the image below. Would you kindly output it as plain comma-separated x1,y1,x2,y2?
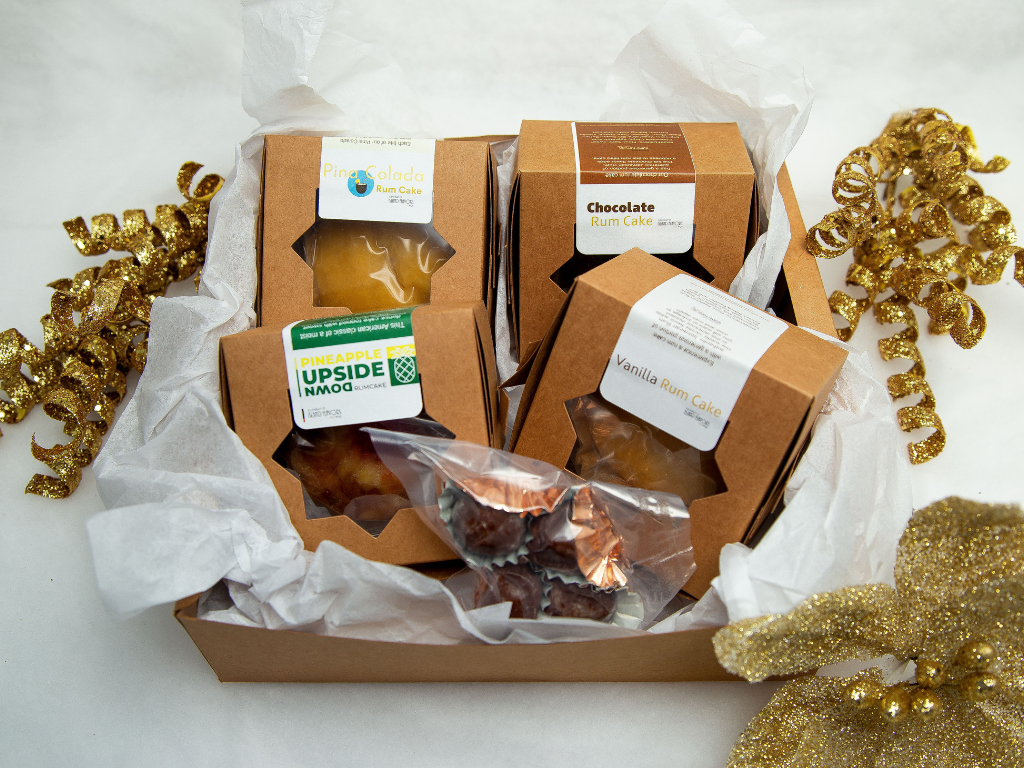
544,580,616,622
478,565,544,619
527,510,579,572
449,490,528,558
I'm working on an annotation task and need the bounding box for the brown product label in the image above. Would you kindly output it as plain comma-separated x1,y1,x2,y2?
574,123,695,185
572,123,697,256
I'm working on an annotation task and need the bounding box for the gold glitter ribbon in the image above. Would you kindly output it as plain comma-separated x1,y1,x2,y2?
807,109,1023,463
713,497,1024,767
0,163,222,497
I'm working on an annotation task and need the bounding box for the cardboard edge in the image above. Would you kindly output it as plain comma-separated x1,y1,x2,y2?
218,340,235,430
506,174,522,358
777,163,836,337
173,596,741,683
508,280,578,450
255,135,269,325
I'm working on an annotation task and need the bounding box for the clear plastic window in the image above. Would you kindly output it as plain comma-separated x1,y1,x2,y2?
296,219,454,312
273,417,453,535
564,393,723,505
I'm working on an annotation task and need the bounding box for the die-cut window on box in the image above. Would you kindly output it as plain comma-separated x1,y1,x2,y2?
563,392,724,507
292,208,455,313
550,226,712,294
272,417,453,536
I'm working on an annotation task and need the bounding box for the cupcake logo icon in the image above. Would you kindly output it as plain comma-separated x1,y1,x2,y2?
347,169,374,197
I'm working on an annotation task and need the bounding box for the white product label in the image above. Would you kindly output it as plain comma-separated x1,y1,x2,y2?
282,308,423,430
318,137,436,224
572,122,695,256
599,274,787,451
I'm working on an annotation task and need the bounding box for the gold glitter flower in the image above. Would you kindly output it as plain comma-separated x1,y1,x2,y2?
713,497,1024,767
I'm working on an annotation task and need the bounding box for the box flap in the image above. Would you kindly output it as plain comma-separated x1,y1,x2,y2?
776,164,836,337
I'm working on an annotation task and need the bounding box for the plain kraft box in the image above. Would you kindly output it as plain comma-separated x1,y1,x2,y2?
173,162,838,683
219,301,501,566
510,249,848,599
257,135,495,328
507,120,757,360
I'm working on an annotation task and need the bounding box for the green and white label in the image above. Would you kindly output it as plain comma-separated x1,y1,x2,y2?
282,308,423,429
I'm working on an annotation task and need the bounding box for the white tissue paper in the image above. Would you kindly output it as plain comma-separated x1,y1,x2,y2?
87,0,912,647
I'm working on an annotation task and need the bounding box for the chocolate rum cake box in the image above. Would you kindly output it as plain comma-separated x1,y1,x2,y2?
506,121,758,359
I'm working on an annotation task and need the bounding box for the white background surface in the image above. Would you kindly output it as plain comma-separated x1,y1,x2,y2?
1,1,1022,765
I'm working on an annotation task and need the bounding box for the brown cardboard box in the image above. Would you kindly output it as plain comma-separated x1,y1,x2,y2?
219,301,501,565
510,250,847,599
175,164,839,682
508,121,756,358
258,135,495,328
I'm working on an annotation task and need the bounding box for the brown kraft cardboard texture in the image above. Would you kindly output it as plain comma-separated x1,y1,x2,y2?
508,120,755,358
220,301,500,566
258,135,494,328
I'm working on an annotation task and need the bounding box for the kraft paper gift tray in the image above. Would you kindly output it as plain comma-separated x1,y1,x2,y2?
176,167,843,682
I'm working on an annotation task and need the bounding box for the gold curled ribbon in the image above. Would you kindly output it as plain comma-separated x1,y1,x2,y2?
873,297,946,463
1,162,222,497
807,109,1022,463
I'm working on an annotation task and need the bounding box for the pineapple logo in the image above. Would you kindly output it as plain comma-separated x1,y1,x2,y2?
387,344,418,386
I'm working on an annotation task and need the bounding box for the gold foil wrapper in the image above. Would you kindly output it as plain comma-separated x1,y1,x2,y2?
570,485,629,589
807,109,1023,463
714,497,1024,767
0,162,222,497
454,476,572,517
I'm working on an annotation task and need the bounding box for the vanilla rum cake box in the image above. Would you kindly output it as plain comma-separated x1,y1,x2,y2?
509,248,848,598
